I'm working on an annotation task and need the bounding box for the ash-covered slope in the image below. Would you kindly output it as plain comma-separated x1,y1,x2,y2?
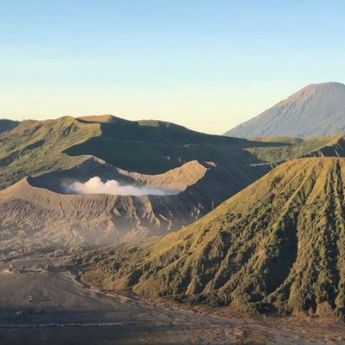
0,161,201,257
81,158,345,318
0,157,269,259
226,82,345,138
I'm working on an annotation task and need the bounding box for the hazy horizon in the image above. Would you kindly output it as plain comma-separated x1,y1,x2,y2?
1,1,345,134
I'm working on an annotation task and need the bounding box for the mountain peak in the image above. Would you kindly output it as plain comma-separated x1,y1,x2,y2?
304,81,345,89
226,82,345,138
284,82,345,102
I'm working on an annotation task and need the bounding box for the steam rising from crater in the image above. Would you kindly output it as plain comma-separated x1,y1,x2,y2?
65,176,178,196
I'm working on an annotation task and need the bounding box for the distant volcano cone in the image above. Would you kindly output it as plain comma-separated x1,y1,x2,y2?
226,82,345,137
83,157,345,318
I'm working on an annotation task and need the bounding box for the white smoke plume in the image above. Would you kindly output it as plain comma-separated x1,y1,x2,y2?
65,176,178,196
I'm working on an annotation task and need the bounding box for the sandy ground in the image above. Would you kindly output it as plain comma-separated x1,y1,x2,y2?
0,257,345,345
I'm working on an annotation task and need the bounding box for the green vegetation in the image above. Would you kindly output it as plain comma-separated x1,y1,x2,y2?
0,117,100,189
245,135,343,163
2,115,345,191
0,114,277,189
66,117,269,174
78,158,345,318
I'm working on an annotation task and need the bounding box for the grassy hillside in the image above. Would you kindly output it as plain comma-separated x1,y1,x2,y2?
0,115,279,190
244,135,342,163
78,157,345,319
0,117,100,189
66,116,269,174
3,115,345,191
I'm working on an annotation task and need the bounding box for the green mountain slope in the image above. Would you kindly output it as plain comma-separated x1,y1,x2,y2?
244,135,345,163
3,114,345,192
79,158,345,318
66,115,266,174
0,114,279,190
0,117,100,189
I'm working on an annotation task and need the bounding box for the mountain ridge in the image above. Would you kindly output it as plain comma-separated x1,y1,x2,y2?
226,82,345,138
0,114,272,189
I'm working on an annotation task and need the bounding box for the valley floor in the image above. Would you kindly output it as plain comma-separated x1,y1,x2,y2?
0,256,344,345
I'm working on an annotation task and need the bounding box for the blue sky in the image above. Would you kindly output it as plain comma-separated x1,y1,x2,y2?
0,0,344,134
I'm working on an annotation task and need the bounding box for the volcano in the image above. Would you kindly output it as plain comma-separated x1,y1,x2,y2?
81,157,345,318
226,82,345,138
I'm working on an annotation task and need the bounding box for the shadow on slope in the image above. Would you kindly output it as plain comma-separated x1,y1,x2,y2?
66,116,283,174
